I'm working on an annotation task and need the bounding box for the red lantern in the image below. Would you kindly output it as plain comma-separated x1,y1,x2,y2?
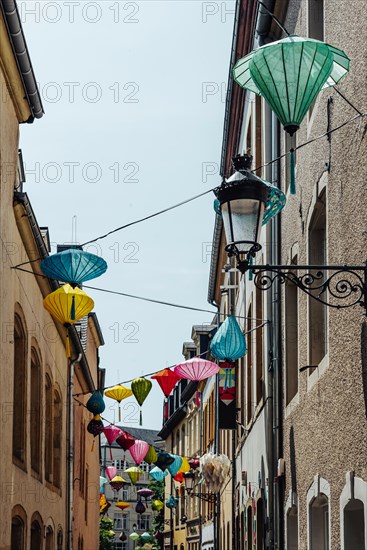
151,369,180,397
116,430,135,451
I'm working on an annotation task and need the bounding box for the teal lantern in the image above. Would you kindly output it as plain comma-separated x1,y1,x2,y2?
141,532,151,542
165,496,178,510
86,391,105,415
41,248,107,287
149,466,169,482
154,451,175,472
210,315,247,361
167,455,183,477
233,36,350,136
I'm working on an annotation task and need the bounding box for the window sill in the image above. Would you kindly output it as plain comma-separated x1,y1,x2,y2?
13,456,27,473
285,392,300,418
307,353,329,392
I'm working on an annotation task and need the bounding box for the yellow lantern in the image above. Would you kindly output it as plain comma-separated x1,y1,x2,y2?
178,456,190,474
104,385,133,422
43,283,94,356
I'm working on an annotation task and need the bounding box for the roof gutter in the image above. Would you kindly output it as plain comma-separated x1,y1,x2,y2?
0,0,44,121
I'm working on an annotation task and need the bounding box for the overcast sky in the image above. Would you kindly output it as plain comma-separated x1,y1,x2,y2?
20,0,235,430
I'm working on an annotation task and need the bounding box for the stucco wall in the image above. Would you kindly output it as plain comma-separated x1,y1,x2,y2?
281,1,367,548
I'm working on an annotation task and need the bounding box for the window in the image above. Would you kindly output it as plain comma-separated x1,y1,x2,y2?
139,461,150,473
137,514,149,530
114,513,122,529
57,528,63,550
114,543,127,550
343,500,365,550
287,506,298,550
308,0,324,41
246,303,253,424
31,520,42,550
31,347,41,474
308,191,327,369
11,516,25,550
255,96,262,177
45,526,54,550
256,285,264,405
256,498,264,548
285,255,299,404
310,494,329,550
45,374,53,481
247,505,253,550
13,313,27,464
53,390,62,487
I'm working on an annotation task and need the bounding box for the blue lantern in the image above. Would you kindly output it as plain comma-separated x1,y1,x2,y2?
86,391,105,415
165,496,178,509
167,455,183,477
149,467,169,482
210,315,247,361
41,249,107,287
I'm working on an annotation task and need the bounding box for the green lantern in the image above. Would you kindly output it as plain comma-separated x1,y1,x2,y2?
144,445,158,465
233,36,350,136
131,377,152,425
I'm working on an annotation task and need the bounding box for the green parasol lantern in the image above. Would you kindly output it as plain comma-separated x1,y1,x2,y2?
131,377,152,425
233,36,350,194
233,36,350,136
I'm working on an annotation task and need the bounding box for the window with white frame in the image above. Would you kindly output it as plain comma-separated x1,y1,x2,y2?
113,513,122,530
137,514,149,530
340,474,367,550
139,461,150,472
310,494,329,550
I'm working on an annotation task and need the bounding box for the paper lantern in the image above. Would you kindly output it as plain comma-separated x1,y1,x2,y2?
165,496,178,509
152,499,164,511
87,415,104,450
115,501,130,511
141,532,151,542
109,475,125,491
136,499,146,514
210,315,247,360
149,467,169,482
167,455,183,476
130,532,139,541
104,385,133,422
86,391,105,415
154,451,175,472
100,476,108,492
178,457,190,474
188,458,200,470
103,425,123,461
124,466,143,485
144,445,158,465
131,378,152,425
43,283,94,357
41,249,107,287
151,368,180,420
200,453,231,492
233,36,350,136
116,430,135,451
130,439,150,465
174,358,220,382
173,472,184,483
219,362,236,406
105,466,117,481
151,369,180,396
137,488,154,505
119,532,127,542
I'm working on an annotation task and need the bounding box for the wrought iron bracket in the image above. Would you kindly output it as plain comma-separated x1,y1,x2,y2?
246,263,367,314
187,491,217,503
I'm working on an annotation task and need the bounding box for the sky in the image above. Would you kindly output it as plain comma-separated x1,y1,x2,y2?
19,0,236,430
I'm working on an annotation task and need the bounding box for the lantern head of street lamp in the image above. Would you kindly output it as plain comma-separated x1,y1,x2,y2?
214,155,272,273
183,472,195,494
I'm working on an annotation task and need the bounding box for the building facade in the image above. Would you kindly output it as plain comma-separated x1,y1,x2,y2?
208,0,367,548
0,2,104,548
101,426,164,550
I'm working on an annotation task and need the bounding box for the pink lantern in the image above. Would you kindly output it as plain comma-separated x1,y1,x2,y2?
174,358,220,381
106,466,117,480
129,439,149,465
104,425,123,460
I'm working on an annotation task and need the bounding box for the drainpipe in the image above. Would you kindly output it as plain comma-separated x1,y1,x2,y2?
67,353,82,550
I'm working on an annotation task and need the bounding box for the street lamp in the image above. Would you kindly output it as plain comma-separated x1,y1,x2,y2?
214,155,367,313
183,472,216,503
